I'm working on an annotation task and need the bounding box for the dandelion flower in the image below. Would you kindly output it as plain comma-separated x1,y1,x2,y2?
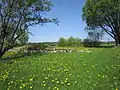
43,81,45,83
67,83,71,86
52,80,55,82
56,81,59,84
43,84,46,87
30,86,32,89
61,82,64,84
29,78,33,82
48,87,51,89
57,88,59,90
20,86,22,89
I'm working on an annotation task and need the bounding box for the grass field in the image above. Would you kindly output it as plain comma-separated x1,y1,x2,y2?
0,47,120,90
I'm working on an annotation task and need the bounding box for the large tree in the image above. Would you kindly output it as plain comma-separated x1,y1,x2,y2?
0,0,58,59
83,0,120,46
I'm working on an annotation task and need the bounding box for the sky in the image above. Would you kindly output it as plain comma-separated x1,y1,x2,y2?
29,0,113,42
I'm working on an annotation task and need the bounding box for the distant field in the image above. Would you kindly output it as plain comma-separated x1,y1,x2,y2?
0,47,120,90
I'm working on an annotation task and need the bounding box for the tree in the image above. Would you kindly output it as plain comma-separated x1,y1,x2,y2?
67,36,76,47
58,37,82,47
86,27,104,41
74,38,82,47
0,0,58,59
83,0,120,46
83,27,104,47
58,37,67,47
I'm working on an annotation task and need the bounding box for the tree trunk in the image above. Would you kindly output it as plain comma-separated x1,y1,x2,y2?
115,36,120,46
0,52,3,60
0,51,5,60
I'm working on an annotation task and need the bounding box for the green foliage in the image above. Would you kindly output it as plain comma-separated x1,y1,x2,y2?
0,0,58,58
58,37,67,47
0,47,120,89
83,27,104,47
83,38,101,47
27,43,48,51
83,0,120,46
58,37,82,47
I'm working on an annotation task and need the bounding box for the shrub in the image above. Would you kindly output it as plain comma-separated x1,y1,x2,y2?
58,37,82,47
27,43,47,51
83,38,101,47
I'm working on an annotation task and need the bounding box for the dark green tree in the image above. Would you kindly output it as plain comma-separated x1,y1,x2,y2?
0,0,58,59
58,37,67,47
83,0,120,46
67,36,76,47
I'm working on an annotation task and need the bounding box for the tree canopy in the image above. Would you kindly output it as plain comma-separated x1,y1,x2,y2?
83,0,120,46
0,0,58,59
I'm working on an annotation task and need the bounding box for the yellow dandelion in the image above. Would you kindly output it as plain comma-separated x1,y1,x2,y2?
43,84,46,87
66,78,68,80
45,77,48,80
92,65,95,68
97,74,100,77
30,86,32,89
57,88,59,90
48,87,51,89
20,86,22,89
61,82,64,84
43,81,45,83
29,78,33,82
65,80,67,83
67,83,71,86
56,81,59,84
48,68,50,71
52,80,55,82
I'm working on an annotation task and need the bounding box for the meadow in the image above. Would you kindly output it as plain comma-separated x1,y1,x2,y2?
0,47,120,90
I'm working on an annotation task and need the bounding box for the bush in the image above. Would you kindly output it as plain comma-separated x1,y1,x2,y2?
27,43,48,51
58,37,82,47
83,38,101,47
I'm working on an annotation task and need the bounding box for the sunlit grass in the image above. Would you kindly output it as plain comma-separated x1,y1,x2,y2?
0,47,120,90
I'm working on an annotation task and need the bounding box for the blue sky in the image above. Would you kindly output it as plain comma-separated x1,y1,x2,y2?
29,0,113,42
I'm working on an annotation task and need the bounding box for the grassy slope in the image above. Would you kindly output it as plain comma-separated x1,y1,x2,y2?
0,47,120,90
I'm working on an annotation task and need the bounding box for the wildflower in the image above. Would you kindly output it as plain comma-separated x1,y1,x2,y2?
29,78,33,82
22,83,26,87
48,68,50,71
20,86,22,89
61,82,64,84
43,81,45,83
116,88,118,90
75,81,77,83
87,70,89,73
66,78,68,80
97,74,100,77
43,84,46,87
57,88,59,90
67,83,71,86
30,86,32,89
52,80,55,82
48,87,51,89
56,81,59,84
102,75,104,78
92,65,95,68
65,80,67,83
54,86,57,89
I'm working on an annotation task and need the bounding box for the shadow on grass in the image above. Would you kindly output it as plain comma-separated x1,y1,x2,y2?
84,45,115,48
1,52,46,62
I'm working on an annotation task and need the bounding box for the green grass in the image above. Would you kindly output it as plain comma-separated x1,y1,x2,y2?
0,47,120,90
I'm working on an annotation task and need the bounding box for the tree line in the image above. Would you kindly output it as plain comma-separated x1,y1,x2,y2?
58,37,82,47
1,0,120,59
